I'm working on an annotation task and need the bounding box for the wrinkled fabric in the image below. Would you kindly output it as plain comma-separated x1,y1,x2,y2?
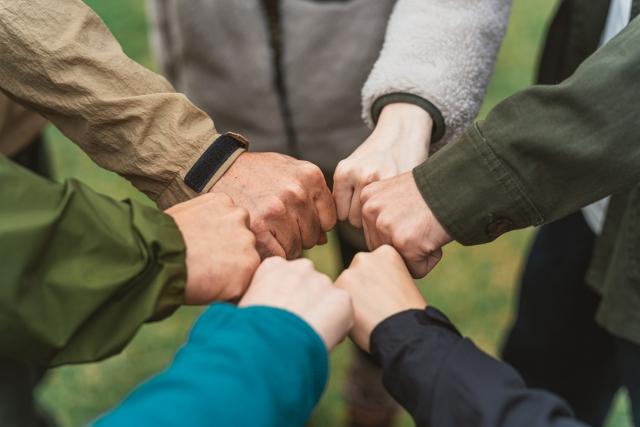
371,308,586,427
0,0,243,208
414,14,640,344
0,155,186,366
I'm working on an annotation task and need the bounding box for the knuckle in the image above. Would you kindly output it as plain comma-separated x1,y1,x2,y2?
352,251,369,266
360,186,376,204
284,183,308,203
392,232,415,252
263,196,287,218
375,214,393,233
294,258,314,270
361,201,379,221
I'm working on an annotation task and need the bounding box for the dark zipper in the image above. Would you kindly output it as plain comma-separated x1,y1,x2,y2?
260,0,300,158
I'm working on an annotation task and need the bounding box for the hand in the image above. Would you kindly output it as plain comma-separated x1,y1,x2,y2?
166,193,260,304
360,172,452,278
240,257,353,351
335,245,426,352
211,152,337,260
333,103,432,228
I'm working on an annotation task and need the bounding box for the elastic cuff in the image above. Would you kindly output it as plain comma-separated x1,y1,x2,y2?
413,123,542,245
371,93,446,143
129,202,187,321
156,132,249,209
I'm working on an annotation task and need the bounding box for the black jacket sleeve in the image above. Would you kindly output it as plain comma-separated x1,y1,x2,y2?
370,307,588,427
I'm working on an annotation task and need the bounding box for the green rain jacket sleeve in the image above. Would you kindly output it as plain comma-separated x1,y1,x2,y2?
0,156,187,366
93,304,329,427
413,16,640,245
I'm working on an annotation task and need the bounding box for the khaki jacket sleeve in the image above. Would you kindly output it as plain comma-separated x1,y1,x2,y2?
0,155,186,366
412,17,640,245
0,0,245,208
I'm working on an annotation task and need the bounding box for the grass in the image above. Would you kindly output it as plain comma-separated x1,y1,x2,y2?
36,1,632,426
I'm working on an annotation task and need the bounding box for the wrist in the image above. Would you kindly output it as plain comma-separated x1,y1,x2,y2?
375,103,432,151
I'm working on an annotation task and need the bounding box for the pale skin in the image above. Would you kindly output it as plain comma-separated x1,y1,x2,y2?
165,193,261,305
335,245,427,352
240,257,354,351
333,103,433,228
211,152,337,260
360,172,452,278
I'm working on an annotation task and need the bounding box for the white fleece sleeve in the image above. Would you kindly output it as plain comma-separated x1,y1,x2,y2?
362,0,513,150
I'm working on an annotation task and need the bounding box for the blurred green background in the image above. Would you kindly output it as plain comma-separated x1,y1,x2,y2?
35,1,632,426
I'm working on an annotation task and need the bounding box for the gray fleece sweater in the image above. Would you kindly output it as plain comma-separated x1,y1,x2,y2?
148,0,512,170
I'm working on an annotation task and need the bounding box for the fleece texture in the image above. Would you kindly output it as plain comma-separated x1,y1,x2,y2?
149,0,512,167
363,0,513,151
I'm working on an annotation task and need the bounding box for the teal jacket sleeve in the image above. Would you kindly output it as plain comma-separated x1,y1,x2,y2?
0,156,187,366
413,16,640,245
93,304,329,427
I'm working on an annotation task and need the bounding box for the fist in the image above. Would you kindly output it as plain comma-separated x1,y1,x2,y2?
211,152,337,260
335,245,426,352
333,103,432,228
166,193,260,304
240,258,353,351
360,172,451,278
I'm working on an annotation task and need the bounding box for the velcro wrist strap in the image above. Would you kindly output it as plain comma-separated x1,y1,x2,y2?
184,132,249,192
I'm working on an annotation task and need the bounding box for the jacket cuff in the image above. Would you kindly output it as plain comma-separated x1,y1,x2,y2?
370,307,461,422
129,201,187,321
156,132,249,209
412,122,543,245
371,93,446,144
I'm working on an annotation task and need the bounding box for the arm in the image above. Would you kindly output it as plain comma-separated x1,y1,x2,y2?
336,0,511,228
94,257,355,427
415,16,640,245
0,0,247,208
0,156,259,366
0,0,336,259
93,304,329,427
337,246,587,427
372,308,586,427
0,155,186,366
362,0,513,148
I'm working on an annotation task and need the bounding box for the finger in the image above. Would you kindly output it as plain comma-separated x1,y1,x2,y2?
293,198,322,250
425,248,443,274
314,184,338,232
255,231,286,260
318,232,328,245
406,258,430,279
272,213,303,259
348,185,363,228
363,209,384,250
332,175,355,221
361,218,374,250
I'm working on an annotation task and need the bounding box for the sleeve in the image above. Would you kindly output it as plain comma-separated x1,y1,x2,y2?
370,307,587,427
93,304,329,427
0,155,187,366
413,16,640,245
362,0,512,149
0,0,247,209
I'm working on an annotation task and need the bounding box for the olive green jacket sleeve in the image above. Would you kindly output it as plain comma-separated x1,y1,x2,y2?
0,0,246,209
0,156,187,366
413,17,640,245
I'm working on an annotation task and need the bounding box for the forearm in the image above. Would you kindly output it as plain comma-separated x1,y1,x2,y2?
94,304,328,427
0,156,186,366
415,17,640,245
371,308,585,427
362,0,512,148
0,0,245,208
